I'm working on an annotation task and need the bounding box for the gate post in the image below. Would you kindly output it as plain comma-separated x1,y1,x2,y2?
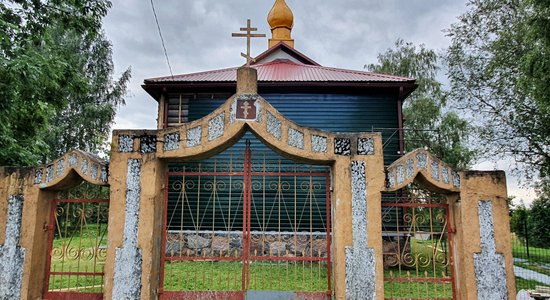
0,167,56,300
332,135,385,300
331,157,352,300
453,171,516,299
105,132,165,300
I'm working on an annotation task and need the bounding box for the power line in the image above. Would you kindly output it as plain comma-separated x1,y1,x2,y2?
150,0,174,78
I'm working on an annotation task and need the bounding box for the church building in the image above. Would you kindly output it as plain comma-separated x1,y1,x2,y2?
0,1,516,300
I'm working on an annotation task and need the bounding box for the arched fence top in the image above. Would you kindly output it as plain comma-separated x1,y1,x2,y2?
385,148,460,193
33,149,108,189
112,93,382,164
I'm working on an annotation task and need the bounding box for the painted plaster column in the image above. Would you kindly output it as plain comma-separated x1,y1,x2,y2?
137,156,165,299
333,135,385,300
454,171,515,300
0,168,56,300
105,135,143,299
106,132,165,300
331,157,352,300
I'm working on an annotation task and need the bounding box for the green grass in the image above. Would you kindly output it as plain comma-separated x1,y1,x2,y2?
512,234,550,263
382,238,453,299
163,260,329,292
511,233,550,290
47,223,107,292
516,277,546,291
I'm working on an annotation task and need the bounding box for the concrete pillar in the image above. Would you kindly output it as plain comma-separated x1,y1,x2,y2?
138,157,165,299
0,168,56,300
331,158,352,300
454,171,515,300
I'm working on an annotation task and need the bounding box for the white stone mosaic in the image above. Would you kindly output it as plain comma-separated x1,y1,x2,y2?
113,159,143,299
69,153,78,167
406,159,414,179
397,165,405,185
387,171,395,188
90,164,98,180
81,159,88,175
311,135,328,153
346,161,376,300
118,135,134,152
0,195,25,300
56,159,65,177
208,114,225,141
287,128,304,149
46,165,53,183
164,132,180,151
442,167,450,184
266,112,282,140
357,138,375,155
187,126,202,148
474,201,508,300
417,152,428,169
431,160,439,181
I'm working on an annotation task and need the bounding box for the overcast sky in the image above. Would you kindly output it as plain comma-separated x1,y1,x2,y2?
102,0,535,202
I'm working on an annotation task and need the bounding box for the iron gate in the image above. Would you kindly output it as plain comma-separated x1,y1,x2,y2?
382,195,456,300
161,142,332,299
43,183,109,300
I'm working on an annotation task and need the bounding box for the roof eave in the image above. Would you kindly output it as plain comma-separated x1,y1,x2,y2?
142,81,417,101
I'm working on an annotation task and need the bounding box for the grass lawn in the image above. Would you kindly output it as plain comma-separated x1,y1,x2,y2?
383,238,453,299
163,260,329,292
511,234,550,291
47,223,108,292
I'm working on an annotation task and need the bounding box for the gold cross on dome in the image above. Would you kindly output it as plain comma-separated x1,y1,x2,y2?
232,19,266,67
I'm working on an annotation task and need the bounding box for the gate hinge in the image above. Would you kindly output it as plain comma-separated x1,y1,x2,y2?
43,222,53,232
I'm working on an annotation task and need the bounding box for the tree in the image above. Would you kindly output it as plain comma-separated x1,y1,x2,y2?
446,0,550,178
0,1,130,166
367,39,476,169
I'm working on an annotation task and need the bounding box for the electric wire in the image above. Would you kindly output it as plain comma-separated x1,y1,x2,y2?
150,0,174,78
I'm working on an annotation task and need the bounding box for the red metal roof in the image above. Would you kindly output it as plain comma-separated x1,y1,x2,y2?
144,59,414,84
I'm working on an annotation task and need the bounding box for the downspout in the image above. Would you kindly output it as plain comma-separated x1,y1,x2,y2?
397,86,405,156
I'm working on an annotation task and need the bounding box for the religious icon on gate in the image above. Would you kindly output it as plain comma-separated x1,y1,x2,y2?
235,99,257,120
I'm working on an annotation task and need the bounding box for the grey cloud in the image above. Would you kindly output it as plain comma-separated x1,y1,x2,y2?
103,0,468,130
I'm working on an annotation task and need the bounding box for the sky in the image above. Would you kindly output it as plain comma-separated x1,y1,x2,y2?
102,0,536,203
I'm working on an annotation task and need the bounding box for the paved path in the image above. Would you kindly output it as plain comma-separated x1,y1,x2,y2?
514,265,550,285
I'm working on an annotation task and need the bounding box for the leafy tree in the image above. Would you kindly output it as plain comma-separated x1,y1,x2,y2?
528,181,550,248
446,0,550,178
510,202,530,243
367,39,475,169
0,0,130,166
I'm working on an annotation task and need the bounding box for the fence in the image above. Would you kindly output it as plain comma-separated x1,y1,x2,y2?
511,217,550,292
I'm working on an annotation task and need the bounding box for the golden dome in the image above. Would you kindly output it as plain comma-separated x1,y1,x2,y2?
267,0,295,48
268,0,294,30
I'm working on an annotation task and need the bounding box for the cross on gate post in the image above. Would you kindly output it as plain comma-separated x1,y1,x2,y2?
232,19,266,67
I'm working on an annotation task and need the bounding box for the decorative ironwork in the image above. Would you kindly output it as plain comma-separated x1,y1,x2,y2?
161,142,332,299
44,183,109,299
382,194,456,300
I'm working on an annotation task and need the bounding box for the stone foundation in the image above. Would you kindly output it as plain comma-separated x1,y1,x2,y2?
165,231,328,258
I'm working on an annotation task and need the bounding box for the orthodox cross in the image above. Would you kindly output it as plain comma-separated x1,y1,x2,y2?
232,19,266,66
240,101,252,118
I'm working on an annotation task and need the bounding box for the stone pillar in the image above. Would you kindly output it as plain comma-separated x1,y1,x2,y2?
237,67,258,94
331,158,352,300
333,135,384,300
0,168,55,300
138,157,165,299
105,133,165,300
454,171,515,300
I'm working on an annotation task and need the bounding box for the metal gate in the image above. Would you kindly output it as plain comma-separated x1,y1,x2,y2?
161,142,332,299
43,183,109,300
382,194,456,299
